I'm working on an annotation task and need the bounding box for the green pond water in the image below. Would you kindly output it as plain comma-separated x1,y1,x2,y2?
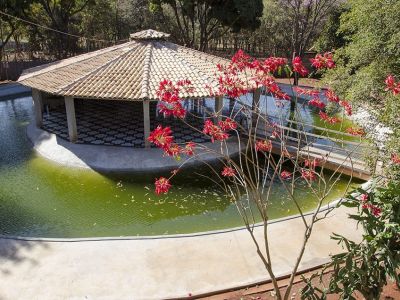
0,95,362,238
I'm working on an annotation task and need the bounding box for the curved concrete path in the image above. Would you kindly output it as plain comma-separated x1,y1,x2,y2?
0,205,362,300
27,123,242,173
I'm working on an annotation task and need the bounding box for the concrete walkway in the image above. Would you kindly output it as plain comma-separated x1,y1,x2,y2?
0,205,362,300
27,123,243,173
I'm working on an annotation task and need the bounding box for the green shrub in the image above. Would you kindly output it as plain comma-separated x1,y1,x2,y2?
301,182,400,300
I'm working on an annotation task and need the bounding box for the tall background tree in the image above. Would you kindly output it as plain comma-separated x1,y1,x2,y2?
148,0,263,51
27,0,97,58
0,0,34,61
207,0,340,60
278,0,340,57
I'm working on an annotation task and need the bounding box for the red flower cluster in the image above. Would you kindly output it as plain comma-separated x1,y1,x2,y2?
216,50,291,100
325,89,340,103
346,127,365,136
264,77,290,100
251,57,290,101
218,118,237,131
221,166,236,177
301,169,317,181
182,141,195,156
270,130,280,139
293,87,327,110
215,50,254,98
293,87,320,97
322,89,352,119
157,79,179,102
148,125,195,158
217,74,249,98
231,49,253,71
156,79,194,118
310,52,335,69
339,100,352,116
319,111,341,124
359,193,381,217
261,57,287,73
203,119,229,142
366,204,382,217
154,177,171,195
280,170,292,180
158,102,186,118
391,153,400,164
255,139,272,152
303,158,320,169
251,56,287,77
148,125,173,148
292,56,308,77
163,143,181,157
308,98,326,109
385,75,400,96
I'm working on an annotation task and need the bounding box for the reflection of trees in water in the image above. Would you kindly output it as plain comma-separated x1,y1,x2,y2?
0,98,34,168
4,97,32,120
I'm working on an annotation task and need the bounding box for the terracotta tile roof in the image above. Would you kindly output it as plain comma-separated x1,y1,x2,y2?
18,30,230,101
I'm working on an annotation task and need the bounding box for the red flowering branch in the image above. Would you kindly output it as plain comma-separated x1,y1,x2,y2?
145,49,370,300
156,79,194,118
292,56,309,77
310,52,335,70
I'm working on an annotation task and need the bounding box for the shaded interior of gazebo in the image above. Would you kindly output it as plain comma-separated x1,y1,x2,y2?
40,96,218,147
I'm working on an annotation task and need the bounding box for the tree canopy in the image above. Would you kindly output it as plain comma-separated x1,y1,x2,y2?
323,0,400,180
149,0,263,50
325,0,400,104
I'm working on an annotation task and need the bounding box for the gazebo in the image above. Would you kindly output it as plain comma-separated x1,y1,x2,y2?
18,29,253,148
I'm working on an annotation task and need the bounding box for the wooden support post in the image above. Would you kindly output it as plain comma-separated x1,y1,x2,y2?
31,89,43,128
65,96,77,142
143,100,150,148
214,95,223,123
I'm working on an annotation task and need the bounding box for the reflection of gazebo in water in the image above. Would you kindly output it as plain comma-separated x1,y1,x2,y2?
18,29,235,148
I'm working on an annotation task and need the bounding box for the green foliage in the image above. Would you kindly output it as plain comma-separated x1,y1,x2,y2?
0,0,35,52
150,0,263,31
322,0,400,180
210,0,263,32
323,0,400,106
301,182,400,299
313,5,347,52
22,0,98,58
148,0,263,50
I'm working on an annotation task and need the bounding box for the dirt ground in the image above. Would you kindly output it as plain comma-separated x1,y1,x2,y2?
198,269,400,300
275,78,327,89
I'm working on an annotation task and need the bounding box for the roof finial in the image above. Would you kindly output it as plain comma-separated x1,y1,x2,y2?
129,29,170,41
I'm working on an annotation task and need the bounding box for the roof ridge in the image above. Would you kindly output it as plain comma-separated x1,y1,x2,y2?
58,43,139,95
18,42,133,82
140,42,153,99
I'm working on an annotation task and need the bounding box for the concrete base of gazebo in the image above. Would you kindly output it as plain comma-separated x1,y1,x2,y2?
27,123,243,173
